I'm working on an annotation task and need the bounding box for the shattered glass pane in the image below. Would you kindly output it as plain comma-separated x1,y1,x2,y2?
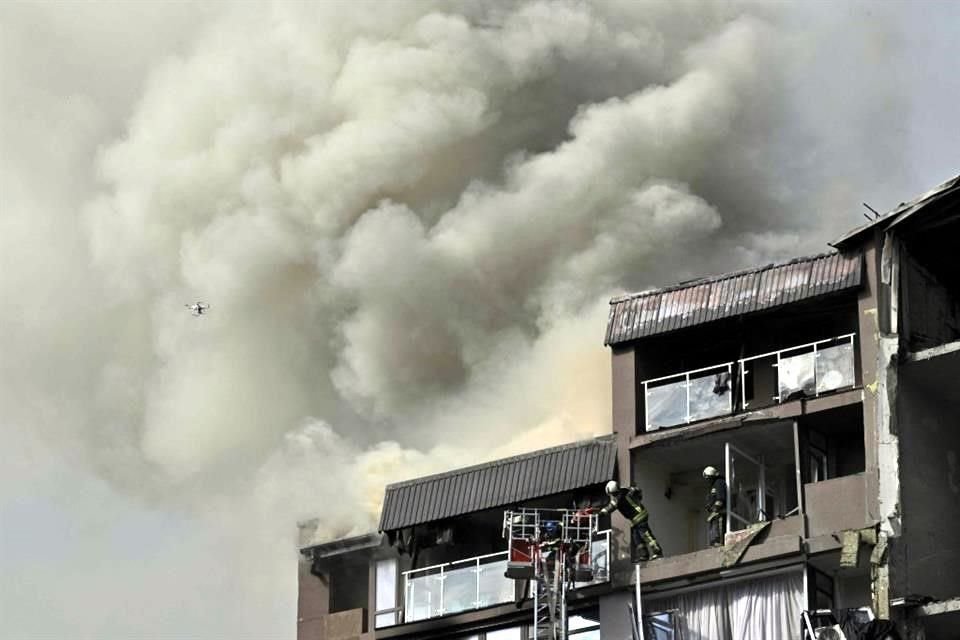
777,352,816,401
688,370,732,422
816,342,855,393
646,380,687,429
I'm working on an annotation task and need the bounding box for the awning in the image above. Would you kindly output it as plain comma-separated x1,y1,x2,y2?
378,435,617,532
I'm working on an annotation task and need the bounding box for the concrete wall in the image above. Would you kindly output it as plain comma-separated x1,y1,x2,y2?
897,361,960,600
631,455,695,557
297,609,367,640
299,555,330,640
804,473,870,538
854,237,883,524
611,347,637,445
611,347,637,585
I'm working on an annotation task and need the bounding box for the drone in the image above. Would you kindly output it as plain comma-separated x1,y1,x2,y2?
185,302,210,316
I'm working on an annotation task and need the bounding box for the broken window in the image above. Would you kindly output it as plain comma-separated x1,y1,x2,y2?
644,610,680,640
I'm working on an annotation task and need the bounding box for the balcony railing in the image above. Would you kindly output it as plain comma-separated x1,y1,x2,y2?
643,363,734,432
404,551,513,623
739,333,856,407
402,532,611,623
641,333,857,431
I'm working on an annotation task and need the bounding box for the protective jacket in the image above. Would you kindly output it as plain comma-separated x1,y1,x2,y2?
600,487,649,525
706,478,727,518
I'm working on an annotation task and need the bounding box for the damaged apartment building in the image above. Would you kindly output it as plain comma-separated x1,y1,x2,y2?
296,174,959,640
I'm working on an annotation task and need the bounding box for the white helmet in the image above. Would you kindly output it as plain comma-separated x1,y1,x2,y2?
703,466,720,479
605,480,620,495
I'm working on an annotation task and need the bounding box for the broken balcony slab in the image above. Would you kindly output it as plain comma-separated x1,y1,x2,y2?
634,528,803,586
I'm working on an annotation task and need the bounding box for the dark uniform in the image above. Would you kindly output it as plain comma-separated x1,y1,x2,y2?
706,477,727,546
600,486,663,561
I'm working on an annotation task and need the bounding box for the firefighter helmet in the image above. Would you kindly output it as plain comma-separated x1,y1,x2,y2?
605,480,620,495
702,466,720,479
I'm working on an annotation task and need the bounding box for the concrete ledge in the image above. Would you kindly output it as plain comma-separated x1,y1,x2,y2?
806,533,844,555
630,389,863,449
636,533,802,585
905,339,960,363
916,597,960,616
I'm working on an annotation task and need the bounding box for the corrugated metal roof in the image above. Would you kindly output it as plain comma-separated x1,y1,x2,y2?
378,435,617,532
832,174,960,248
605,251,863,346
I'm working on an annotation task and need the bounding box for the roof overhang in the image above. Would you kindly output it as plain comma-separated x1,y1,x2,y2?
300,531,383,557
605,251,863,346
378,435,616,532
831,174,960,250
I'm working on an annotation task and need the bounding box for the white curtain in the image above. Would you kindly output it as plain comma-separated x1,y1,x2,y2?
649,587,729,640
727,571,803,640
645,570,803,640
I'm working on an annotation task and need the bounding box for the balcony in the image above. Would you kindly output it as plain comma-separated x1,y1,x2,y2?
402,532,611,624
641,334,856,432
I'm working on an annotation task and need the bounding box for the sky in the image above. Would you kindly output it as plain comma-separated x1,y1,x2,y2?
1,1,958,638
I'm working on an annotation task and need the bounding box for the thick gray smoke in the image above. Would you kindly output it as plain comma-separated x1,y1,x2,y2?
2,0,947,636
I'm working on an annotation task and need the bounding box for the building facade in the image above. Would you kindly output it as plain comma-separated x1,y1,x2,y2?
297,175,959,640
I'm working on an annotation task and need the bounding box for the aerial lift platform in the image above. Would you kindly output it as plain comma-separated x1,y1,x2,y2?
502,508,600,640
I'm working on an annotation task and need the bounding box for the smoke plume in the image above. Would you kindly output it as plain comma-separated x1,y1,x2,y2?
2,0,941,636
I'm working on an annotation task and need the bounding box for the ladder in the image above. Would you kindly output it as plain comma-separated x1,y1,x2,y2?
503,508,598,640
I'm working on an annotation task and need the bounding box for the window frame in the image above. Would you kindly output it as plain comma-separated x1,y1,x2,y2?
374,557,401,628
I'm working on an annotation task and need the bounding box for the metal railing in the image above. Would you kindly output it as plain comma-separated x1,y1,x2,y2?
642,362,734,431
738,333,856,407
575,529,611,587
402,532,612,624
403,551,512,623
640,333,857,430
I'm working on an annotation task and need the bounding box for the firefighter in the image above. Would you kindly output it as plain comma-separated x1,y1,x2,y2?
703,466,727,547
599,480,663,562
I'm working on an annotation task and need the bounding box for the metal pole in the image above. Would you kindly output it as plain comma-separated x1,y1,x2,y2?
727,363,734,414
560,545,567,640
793,420,805,519
740,360,747,410
725,442,733,535
475,557,481,609
635,564,646,640
774,351,782,402
758,454,767,521
813,342,819,397
643,381,649,431
685,372,691,423
438,566,444,617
